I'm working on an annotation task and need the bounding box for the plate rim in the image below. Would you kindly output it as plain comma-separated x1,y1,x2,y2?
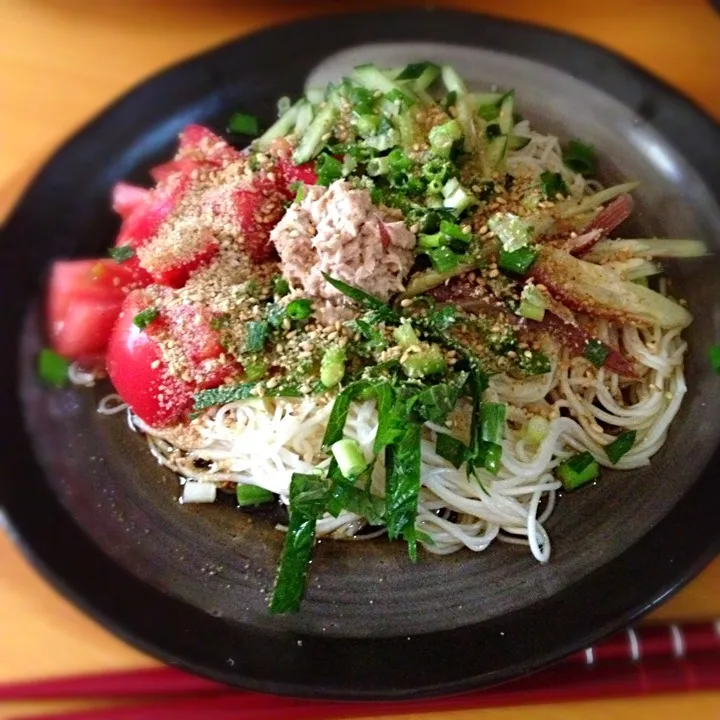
1,7,719,700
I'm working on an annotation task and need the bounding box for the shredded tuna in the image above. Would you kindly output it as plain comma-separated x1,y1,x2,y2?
270,181,416,322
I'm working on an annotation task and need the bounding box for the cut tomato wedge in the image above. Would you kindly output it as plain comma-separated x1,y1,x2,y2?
111,183,150,220
47,259,148,362
106,291,195,426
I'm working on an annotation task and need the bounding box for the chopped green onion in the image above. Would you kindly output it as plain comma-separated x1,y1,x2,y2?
557,451,600,490
243,358,267,381
539,171,568,199
400,345,446,378
439,220,471,244
428,119,463,158
286,299,313,320
320,345,346,388
517,283,548,321
227,112,259,136
367,156,391,176
563,140,597,176
480,402,506,445
236,484,275,507
442,177,460,198
605,430,637,464
498,246,539,275
315,153,343,186
525,416,549,445
583,338,610,368
387,148,411,173
488,212,533,252
393,321,419,348
436,433,466,468
444,185,475,213
331,438,368,478
418,232,445,250
709,344,720,374
428,246,462,273
245,321,268,353
354,113,380,137
133,307,159,330
108,245,134,263
37,348,69,388
273,276,290,297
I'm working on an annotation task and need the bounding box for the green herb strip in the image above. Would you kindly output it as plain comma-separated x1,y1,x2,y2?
583,339,611,368
269,473,329,614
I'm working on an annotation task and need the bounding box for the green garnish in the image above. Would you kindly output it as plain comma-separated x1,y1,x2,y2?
269,473,329,614
562,140,597,176
480,402,506,445
320,345,346,388
286,299,313,320
227,112,259,136
396,61,439,80
539,171,568,199
605,430,637,464
273,276,290,297
243,358,267,381
37,348,69,388
236,485,275,507
427,246,463,273
709,344,720,374
557,451,600,490
498,246,539,275
485,123,502,139
315,153,344,186
193,382,301,411
435,433,466,468
331,438,368,479
245,321,268,353
209,314,230,331
400,345,446,378
133,308,159,330
583,339,610,368
108,245,134,263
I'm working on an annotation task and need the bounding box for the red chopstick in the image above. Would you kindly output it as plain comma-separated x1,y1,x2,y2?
2,620,718,702
15,653,720,720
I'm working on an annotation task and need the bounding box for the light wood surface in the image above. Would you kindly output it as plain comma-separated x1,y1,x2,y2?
1,1,719,718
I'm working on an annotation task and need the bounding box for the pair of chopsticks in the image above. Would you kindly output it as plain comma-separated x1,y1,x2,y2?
3,620,720,720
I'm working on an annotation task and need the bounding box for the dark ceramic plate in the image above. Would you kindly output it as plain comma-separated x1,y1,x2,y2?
1,9,720,700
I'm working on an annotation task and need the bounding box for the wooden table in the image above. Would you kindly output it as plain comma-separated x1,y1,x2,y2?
1,1,719,718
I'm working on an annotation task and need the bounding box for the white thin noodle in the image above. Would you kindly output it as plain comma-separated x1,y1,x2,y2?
135,320,687,562
93,130,689,563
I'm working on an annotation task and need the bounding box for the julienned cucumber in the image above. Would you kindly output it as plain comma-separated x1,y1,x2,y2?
352,64,416,101
497,91,515,135
484,135,508,171
292,103,336,165
507,134,530,150
255,103,301,150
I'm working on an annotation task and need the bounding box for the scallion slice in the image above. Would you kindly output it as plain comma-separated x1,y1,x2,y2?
37,348,69,388
709,344,720,374
331,438,368,479
428,246,462,273
480,402,506,445
498,246,539,275
286,299,313,320
557,451,600,490
236,484,275,507
605,430,636,464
